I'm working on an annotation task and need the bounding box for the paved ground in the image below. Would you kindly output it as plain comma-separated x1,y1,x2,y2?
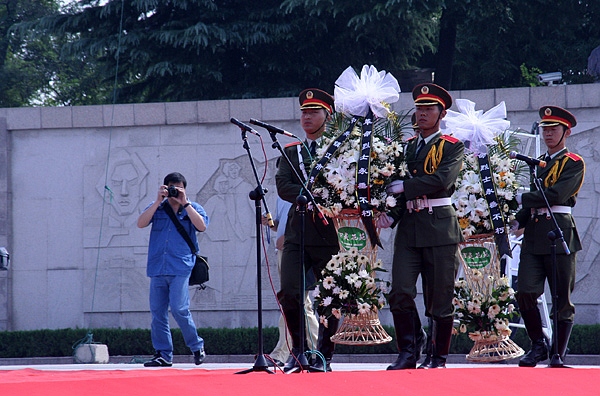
0,354,598,371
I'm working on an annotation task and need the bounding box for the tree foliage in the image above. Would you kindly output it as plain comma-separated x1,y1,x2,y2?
5,0,600,106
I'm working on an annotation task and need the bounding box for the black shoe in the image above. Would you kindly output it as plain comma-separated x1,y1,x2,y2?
519,338,549,367
387,352,417,370
284,349,307,373
144,353,173,367
421,356,446,369
310,358,332,372
193,348,206,365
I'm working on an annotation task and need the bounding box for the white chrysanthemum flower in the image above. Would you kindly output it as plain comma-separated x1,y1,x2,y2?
487,304,501,319
319,315,328,328
322,296,333,307
358,302,371,314
332,308,342,319
322,276,336,290
338,289,349,299
385,195,397,208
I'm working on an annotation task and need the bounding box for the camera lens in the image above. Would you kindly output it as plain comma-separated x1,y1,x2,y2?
167,186,179,198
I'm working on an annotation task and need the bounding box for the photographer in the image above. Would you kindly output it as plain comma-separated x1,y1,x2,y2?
137,172,209,367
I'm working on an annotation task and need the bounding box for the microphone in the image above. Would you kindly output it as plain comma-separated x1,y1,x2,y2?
510,151,546,168
249,119,297,138
230,118,260,136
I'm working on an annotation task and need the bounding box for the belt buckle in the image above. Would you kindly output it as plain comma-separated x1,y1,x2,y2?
415,198,423,211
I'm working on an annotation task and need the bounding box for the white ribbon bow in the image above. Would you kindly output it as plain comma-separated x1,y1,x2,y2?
443,99,510,154
334,65,400,118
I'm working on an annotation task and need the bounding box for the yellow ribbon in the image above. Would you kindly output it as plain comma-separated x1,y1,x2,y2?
424,140,445,174
544,158,568,187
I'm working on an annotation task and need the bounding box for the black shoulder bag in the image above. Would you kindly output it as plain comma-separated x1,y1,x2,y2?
163,202,209,288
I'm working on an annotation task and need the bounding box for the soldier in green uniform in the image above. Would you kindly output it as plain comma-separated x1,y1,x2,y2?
514,106,585,367
379,83,464,369
276,88,340,373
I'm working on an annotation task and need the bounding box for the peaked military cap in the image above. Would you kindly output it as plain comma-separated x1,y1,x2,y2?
299,88,334,114
412,83,452,110
539,106,577,128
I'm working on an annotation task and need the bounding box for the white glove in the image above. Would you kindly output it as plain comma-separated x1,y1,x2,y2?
376,213,394,229
509,220,520,232
386,180,404,194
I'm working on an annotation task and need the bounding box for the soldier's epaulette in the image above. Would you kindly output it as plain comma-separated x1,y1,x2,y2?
285,141,302,148
565,152,582,161
440,135,459,144
406,136,418,142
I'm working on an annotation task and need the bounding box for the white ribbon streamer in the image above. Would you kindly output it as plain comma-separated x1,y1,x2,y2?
334,65,400,118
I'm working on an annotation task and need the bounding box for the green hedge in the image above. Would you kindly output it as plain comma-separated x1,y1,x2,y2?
1,325,599,358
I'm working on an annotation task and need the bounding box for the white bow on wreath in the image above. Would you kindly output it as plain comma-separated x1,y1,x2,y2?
334,65,400,118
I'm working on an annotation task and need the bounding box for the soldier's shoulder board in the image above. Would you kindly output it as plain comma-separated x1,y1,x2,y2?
285,141,302,148
565,152,582,161
406,136,418,142
441,135,459,144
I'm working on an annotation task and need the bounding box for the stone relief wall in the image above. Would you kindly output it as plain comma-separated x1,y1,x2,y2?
1,84,600,331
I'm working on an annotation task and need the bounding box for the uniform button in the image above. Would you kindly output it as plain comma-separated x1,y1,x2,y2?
413,169,417,174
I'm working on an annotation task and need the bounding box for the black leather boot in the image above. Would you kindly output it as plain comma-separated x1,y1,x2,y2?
417,317,433,369
414,314,426,362
283,348,307,372
519,308,549,367
551,321,573,360
420,318,453,369
281,304,308,373
310,317,339,372
387,312,419,370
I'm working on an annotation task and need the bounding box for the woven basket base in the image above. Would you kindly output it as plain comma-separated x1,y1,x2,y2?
331,311,392,346
466,336,525,362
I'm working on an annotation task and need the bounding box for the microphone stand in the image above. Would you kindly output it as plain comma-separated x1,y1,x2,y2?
264,131,326,373
528,164,570,368
234,127,274,374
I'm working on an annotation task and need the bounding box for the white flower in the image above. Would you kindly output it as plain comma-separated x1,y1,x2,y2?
322,296,333,307
332,308,342,319
322,276,336,290
320,315,329,328
358,302,371,314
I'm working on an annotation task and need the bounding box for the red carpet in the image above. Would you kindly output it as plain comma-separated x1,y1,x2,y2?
1,367,599,396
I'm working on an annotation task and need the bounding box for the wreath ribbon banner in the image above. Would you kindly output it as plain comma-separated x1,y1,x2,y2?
477,152,512,258
355,109,382,248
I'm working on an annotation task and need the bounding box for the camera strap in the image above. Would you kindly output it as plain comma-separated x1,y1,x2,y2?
163,202,197,255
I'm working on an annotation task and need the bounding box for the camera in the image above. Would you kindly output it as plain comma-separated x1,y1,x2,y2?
167,186,179,198
537,72,562,85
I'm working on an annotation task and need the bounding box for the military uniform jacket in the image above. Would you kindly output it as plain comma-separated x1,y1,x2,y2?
397,133,465,248
275,142,339,247
515,149,584,255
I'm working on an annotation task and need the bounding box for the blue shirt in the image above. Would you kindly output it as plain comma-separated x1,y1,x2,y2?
144,200,210,277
